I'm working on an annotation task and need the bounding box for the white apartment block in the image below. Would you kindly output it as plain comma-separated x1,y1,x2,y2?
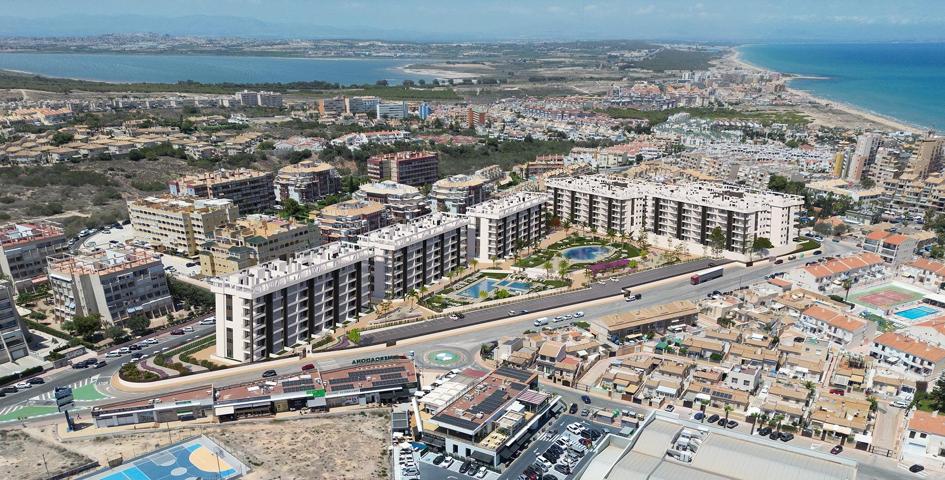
466,192,548,262
128,196,238,256
546,175,645,234
46,247,174,325
358,213,472,300
799,305,875,348
0,221,69,292
0,279,29,364
210,242,370,363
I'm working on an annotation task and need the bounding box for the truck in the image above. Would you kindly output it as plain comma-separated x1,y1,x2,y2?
690,266,724,285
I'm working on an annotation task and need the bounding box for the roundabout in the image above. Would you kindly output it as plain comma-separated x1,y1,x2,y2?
417,346,472,370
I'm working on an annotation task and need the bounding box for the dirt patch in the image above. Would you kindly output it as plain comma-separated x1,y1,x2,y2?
25,410,391,480
189,343,217,363
0,429,93,480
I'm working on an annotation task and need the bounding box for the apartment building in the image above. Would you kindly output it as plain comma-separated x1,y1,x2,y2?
358,213,471,300
198,215,320,277
209,242,371,363
315,199,387,243
376,100,408,119
524,155,565,178
353,181,430,222
799,305,875,348
546,175,645,234
870,332,945,379
235,90,283,108
430,174,490,214
845,133,881,181
861,230,918,266
0,221,68,292
367,151,439,187
903,258,945,290
47,247,174,325
273,160,341,205
466,192,548,262
882,172,945,217
168,168,275,214
0,279,29,364
128,196,238,256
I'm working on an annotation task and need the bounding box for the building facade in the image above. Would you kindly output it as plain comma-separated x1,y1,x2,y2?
210,242,371,363
466,192,548,262
367,151,439,187
431,174,490,214
128,196,238,256
198,215,320,277
546,175,645,234
358,213,471,300
168,168,276,214
0,222,68,292
0,279,29,364
353,181,430,223
47,247,174,325
315,199,387,243
273,160,341,205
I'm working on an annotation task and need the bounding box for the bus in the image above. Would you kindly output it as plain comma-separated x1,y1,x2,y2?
690,266,724,285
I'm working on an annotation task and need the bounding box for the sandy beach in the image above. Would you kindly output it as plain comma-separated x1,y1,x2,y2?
728,49,923,134
399,64,479,80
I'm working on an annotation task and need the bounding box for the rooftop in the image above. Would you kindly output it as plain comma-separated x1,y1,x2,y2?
430,367,537,434
466,191,548,219
129,195,235,214
47,246,161,276
358,212,468,249
874,332,945,363
0,221,64,247
172,168,271,186
597,300,698,330
356,180,421,196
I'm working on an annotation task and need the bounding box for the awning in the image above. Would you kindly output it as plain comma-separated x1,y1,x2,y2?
854,433,872,444
306,397,327,408
470,451,494,463
214,406,235,416
825,424,853,436
176,410,193,416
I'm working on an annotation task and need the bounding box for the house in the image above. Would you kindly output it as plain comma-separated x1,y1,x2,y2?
808,396,872,441
870,332,945,380
681,336,728,361
682,381,750,412
727,343,780,371
787,252,885,292
904,410,945,459
903,258,945,290
760,400,807,425
535,341,566,376
871,375,917,399
799,305,875,348
725,365,761,393
551,356,583,386
654,361,693,382
861,230,917,266
830,357,868,391
780,354,826,383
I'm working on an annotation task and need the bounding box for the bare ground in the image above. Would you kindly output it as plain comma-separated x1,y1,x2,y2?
0,429,93,480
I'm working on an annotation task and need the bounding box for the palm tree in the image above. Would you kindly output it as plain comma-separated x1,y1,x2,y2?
470,258,479,271
542,260,554,276
772,414,785,432
406,289,419,307
723,404,733,424
841,278,854,301
490,255,498,269
557,259,569,277
748,413,760,435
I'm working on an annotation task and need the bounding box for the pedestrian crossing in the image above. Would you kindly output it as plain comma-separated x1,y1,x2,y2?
31,375,102,401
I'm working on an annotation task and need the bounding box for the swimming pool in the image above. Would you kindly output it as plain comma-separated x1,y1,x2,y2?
895,305,939,320
561,245,614,262
455,277,532,299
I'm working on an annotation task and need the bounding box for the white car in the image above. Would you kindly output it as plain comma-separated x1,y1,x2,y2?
441,456,454,468
891,399,910,408
182,326,194,333
118,347,131,354
573,311,584,318
106,351,121,358
146,338,159,344
14,381,31,389
476,466,488,478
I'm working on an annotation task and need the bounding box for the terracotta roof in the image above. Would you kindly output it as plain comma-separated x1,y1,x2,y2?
538,341,565,358
802,253,884,279
865,230,890,241
883,234,910,246
909,258,945,276
802,305,867,333
909,411,945,437
874,332,945,363
768,278,793,289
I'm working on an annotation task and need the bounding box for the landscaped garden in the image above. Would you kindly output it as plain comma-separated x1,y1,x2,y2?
513,234,642,275
421,270,571,312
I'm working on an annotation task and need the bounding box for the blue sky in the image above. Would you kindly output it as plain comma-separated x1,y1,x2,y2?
3,0,944,41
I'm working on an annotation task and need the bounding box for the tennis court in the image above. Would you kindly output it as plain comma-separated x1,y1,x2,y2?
849,284,925,310
80,436,247,480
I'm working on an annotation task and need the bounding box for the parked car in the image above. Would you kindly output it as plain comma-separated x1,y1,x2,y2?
909,464,924,473
580,408,590,417
261,369,277,378
779,433,794,442
830,445,843,455
774,259,784,264
459,460,472,474
0,386,17,394
891,399,910,408
553,464,571,475
432,454,445,465
693,412,704,421
707,414,720,424
829,388,845,396
301,363,315,371
768,431,782,440
476,466,488,478
569,403,578,414
14,381,31,389
573,311,584,318
27,377,45,385
726,420,738,429
664,404,674,412
581,394,592,404
813,250,823,255
758,427,772,436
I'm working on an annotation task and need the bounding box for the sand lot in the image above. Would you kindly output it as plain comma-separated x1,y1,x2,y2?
15,409,391,480
0,429,93,480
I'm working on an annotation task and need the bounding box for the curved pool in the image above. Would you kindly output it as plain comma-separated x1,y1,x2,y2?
561,245,614,262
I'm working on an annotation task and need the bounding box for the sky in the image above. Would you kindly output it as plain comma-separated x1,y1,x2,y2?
2,0,944,42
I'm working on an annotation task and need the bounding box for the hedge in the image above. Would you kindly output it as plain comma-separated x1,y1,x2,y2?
0,366,43,386
24,319,96,350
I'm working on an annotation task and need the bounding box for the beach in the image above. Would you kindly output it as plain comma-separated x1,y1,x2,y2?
729,49,923,134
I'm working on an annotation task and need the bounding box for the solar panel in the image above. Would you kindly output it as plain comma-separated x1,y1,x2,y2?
495,367,533,382
380,373,402,380
470,390,507,415
433,414,480,431
331,383,354,391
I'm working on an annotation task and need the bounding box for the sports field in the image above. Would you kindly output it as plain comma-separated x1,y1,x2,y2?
849,284,925,310
80,436,247,480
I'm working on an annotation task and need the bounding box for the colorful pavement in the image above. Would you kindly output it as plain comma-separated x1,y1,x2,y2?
80,436,248,480
849,284,925,310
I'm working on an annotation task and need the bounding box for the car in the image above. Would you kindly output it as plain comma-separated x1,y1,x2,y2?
693,412,704,421
717,418,727,426
26,376,44,385
813,250,823,255
758,427,771,436
588,429,602,440
534,459,551,471
145,338,159,344
570,403,578,414
182,326,194,333
129,344,142,351
768,431,782,440
476,466,488,478
198,318,216,325
459,460,472,474
553,464,571,475
624,293,642,302
106,351,121,358
891,399,910,408
553,315,566,322
567,423,585,435
442,457,454,468
432,454,445,465
170,329,185,335
95,361,107,368
580,408,590,417
14,381,31,389
830,445,843,455
774,259,784,264
533,317,549,326
664,404,674,412
131,353,143,360
581,394,592,404
301,363,315,371
0,386,17,394
72,361,89,369
726,420,738,429
788,255,797,260
573,311,584,318
909,464,924,473
118,347,131,354
779,433,794,442
707,414,720,423
448,313,460,320
508,310,518,316
261,369,277,378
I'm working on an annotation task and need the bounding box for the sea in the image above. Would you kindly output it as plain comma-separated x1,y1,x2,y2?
0,52,433,86
738,43,945,131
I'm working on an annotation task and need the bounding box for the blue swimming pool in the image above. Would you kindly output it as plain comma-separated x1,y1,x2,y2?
455,277,532,299
561,245,614,262
895,305,939,320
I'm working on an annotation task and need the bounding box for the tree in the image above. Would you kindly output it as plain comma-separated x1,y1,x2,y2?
105,325,127,342
751,237,773,261
708,227,726,258
278,198,310,221
542,260,554,275
747,413,760,435
73,314,102,339
346,328,361,344
51,131,74,146
723,404,733,423
126,316,151,335
860,177,875,189
841,278,854,301
833,223,848,237
470,258,479,271
929,373,945,411
812,222,833,236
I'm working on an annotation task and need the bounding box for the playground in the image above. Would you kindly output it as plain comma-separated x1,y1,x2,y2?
80,436,247,480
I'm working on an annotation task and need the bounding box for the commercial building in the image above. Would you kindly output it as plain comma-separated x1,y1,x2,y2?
376,100,408,119
546,175,645,234
128,196,238,256
358,213,471,300
420,367,557,468
47,247,174,325
273,160,341,205
168,168,275,214
367,151,439,187
430,174,490,214
209,242,370,363
353,181,430,222
198,215,320,277
0,279,29,364
466,192,548,262
315,199,387,243
590,300,699,341
0,221,68,292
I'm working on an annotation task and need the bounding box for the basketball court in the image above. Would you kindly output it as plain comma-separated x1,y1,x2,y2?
80,436,247,480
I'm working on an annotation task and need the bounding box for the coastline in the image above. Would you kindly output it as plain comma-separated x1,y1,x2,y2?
729,48,923,134
397,64,478,80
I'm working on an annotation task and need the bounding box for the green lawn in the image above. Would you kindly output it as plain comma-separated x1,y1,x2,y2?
0,405,59,422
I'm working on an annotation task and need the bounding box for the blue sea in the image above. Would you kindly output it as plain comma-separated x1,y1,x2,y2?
0,52,433,86
738,43,945,130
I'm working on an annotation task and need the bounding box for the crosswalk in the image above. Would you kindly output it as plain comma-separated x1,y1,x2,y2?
30,375,105,402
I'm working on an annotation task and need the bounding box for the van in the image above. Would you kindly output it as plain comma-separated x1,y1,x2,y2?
533,317,549,327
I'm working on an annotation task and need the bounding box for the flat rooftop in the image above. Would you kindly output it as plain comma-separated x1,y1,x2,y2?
430,367,537,433
466,191,548,219
0,221,64,247
358,212,468,249
47,246,161,276
320,357,417,395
